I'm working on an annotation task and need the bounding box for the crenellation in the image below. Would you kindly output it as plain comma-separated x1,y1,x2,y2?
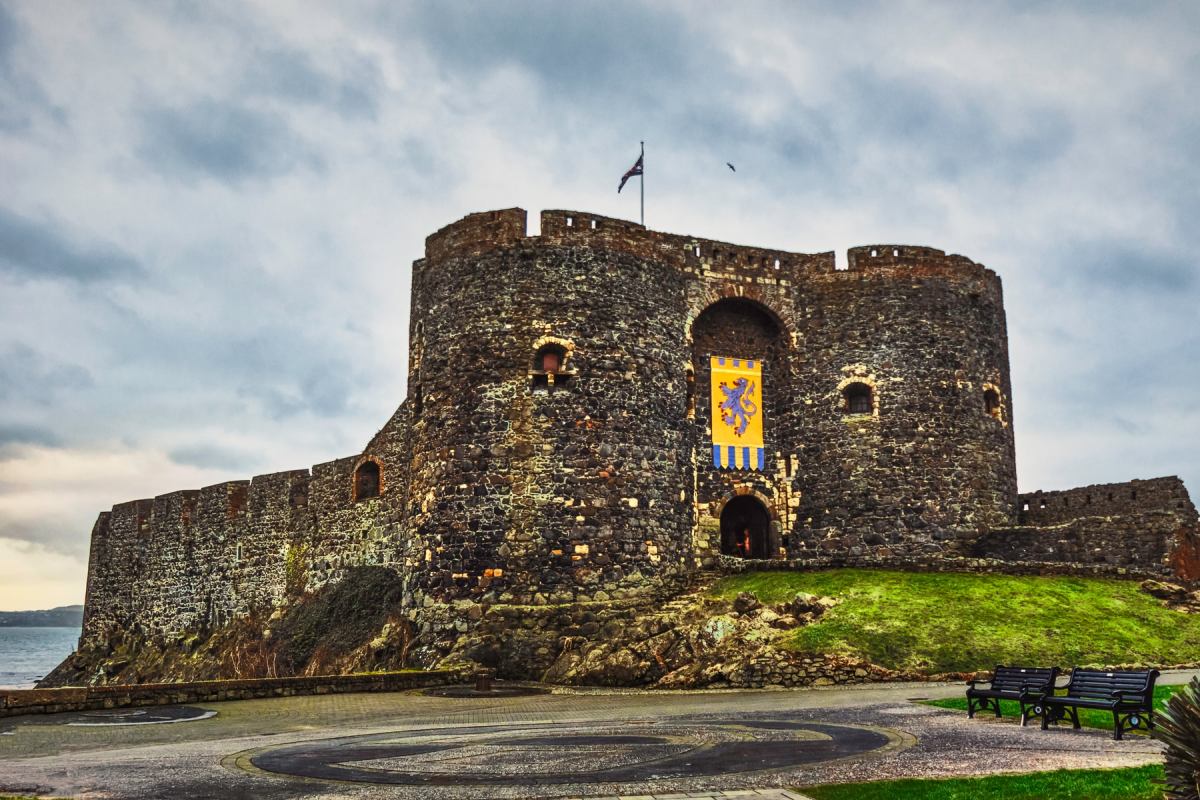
423,207,528,264
1018,477,1197,526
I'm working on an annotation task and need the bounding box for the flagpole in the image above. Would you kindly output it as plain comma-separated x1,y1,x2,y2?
639,140,645,227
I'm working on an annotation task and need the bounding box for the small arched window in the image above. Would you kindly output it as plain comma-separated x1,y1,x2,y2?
984,388,1001,419
354,460,381,501
842,382,873,415
531,342,571,391
534,343,566,373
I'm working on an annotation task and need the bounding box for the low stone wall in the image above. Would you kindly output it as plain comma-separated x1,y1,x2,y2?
0,668,465,718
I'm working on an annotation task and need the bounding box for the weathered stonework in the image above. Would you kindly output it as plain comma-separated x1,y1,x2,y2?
70,208,1200,681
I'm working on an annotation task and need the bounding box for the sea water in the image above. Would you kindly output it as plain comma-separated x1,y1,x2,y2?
0,627,79,689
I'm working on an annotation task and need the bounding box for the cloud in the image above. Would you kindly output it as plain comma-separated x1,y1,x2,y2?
0,208,142,283
235,358,357,421
1059,238,1196,293
138,98,322,183
167,443,257,471
835,68,1075,183
243,46,382,118
0,3,67,132
401,0,697,99
0,342,93,403
0,423,61,459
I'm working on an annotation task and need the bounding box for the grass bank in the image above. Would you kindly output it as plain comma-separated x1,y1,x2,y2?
712,569,1200,673
926,684,1181,730
803,764,1164,800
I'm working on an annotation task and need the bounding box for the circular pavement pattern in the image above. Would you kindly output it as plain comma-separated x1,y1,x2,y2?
67,706,217,726
246,716,900,787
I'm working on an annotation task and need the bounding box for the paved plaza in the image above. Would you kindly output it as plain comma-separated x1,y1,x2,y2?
1,674,1187,799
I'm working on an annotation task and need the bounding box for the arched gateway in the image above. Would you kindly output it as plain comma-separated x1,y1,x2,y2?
719,495,772,559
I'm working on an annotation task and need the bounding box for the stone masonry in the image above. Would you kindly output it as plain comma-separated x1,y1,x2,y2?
74,208,1200,675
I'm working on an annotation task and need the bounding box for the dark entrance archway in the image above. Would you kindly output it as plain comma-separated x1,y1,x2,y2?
719,495,771,559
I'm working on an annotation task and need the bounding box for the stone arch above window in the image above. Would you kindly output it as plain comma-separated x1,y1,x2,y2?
982,382,1007,425
685,289,796,349
530,335,576,392
353,457,383,501
838,376,877,417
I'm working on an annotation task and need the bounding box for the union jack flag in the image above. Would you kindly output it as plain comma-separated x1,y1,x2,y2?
618,154,643,193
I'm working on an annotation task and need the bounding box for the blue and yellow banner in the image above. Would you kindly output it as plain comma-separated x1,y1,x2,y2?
709,356,765,470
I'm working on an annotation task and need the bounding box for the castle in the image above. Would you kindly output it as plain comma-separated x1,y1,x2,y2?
76,208,1200,673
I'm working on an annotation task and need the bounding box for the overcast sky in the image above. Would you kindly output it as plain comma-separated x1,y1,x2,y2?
1,1,1197,610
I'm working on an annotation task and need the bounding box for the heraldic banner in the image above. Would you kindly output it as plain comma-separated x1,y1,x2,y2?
709,356,765,470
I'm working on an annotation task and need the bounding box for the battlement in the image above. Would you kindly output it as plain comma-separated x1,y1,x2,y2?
1019,476,1198,526
420,208,996,287
91,464,348,546
844,245,998,285
425,208,528,263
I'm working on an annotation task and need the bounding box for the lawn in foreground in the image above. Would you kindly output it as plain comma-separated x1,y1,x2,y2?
926,684,1181,730
712,569,1200,673
803,764,1164,800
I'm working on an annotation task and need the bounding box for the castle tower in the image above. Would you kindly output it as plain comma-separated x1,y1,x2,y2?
377,209,1018,612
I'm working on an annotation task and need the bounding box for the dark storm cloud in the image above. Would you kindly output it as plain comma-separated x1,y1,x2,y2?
0,518,85,557
0,2,16,59
244,46,381,118
835,68,1074,182
0,3,66,132
672,97,842,183
138,99,322,183
1053,239,1195,293
0,343,93,403
0,207,143,283
237,358,358,421
167,443,257,471
0,423,61,458
401,0,698,98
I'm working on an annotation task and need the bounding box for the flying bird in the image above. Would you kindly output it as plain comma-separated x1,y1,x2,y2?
727,162,736,172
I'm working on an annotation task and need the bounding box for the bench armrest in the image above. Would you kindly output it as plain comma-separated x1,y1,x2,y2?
1111,690,1145,702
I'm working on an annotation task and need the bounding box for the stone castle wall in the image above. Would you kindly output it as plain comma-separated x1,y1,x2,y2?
75,208,1198,666
971,476,1199,573
79,459,396,645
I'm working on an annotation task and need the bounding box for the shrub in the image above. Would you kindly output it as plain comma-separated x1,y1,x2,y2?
1157,675,1200,799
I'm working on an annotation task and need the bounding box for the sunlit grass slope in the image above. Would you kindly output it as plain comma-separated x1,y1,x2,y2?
712,569,1200,673
803,764,1164,800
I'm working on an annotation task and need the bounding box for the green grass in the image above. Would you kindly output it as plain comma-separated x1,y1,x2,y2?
711,569,1200,673
803,764,1164,800
926,684,1181,730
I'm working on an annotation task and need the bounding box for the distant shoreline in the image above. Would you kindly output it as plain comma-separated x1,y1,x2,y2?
0,625,79,629
0,605,84,628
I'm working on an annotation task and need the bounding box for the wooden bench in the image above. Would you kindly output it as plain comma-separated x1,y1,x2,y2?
1036,668,1160,740
966,665,1059,725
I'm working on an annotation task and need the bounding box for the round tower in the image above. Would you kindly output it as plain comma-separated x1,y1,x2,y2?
789,245,1018,557
402,209,695,609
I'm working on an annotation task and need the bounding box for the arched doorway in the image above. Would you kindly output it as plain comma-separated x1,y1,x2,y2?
720,495,771,559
